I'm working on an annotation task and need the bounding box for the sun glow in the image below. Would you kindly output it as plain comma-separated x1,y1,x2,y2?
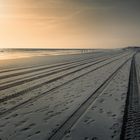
0,0,140,49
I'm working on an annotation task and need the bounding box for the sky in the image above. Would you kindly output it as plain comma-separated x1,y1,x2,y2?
0,0,140,49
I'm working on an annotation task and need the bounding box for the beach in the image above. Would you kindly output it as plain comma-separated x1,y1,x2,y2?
0,48,138,140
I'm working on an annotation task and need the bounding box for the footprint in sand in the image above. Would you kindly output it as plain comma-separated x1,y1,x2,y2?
91,106,97,111
99,98,104,103
34,131,41,135
103,92,108,95
56,124,60,127
46,110,54,115
27,130,41,138
99,108,104,113
109,94,113,97
84,117,95,125
112,114,117,117
11,113,18,118
4,116,10,120
92,137,98,140
15,120,25,127
111,134,116,139
84,136,90,140
20,123,35,132
110,123,119,130
107,111,112,117
65,130,71,138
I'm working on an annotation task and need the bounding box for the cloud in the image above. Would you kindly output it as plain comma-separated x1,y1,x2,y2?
0,0,140,48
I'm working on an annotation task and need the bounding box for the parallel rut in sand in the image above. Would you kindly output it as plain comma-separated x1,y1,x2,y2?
0,51,131,116
48,54,134,140
120,54,140,140
0,51,126,89
0,50,136,140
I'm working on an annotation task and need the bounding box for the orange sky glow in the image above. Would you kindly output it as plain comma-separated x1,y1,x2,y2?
0,0,140,49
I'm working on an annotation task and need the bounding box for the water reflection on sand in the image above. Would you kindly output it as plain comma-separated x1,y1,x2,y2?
0,49,90,60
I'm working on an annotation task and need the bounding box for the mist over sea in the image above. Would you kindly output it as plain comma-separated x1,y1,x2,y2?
0,48,96,60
